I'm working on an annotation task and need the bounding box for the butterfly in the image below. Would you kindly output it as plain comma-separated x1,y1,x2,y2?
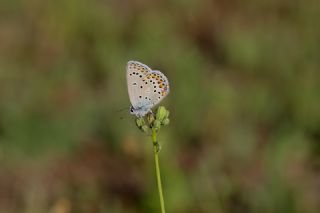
127,61,170,117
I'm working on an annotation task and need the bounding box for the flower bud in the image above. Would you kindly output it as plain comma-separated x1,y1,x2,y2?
165,110,170,119
162,118,170,126
156,106,167,122
135,118,145,128
141,125,149,133
153,120,161,130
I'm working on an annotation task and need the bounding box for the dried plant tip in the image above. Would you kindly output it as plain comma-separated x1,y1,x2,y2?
147,112,155,125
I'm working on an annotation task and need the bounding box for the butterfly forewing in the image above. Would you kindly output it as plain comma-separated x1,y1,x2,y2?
127,61,152,108
127,61,169,111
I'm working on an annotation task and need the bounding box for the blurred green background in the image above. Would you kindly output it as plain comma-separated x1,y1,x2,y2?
0,0,319,212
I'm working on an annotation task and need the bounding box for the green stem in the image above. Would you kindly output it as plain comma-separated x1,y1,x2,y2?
152,129,166,213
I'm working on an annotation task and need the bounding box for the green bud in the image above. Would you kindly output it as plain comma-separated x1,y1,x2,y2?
165,110,170,119
135,118,145,128
156,106,167,122
162,118,170,126
153,120,161,130
141,125,149,133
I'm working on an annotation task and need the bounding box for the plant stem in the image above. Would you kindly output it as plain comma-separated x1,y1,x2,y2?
151,129,166,213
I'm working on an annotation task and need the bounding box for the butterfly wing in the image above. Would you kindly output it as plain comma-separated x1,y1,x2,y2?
126,61,170,111
126,61,153,109
146,70,170,107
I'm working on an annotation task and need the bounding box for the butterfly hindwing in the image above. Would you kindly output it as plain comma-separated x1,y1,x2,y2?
146,70,170,106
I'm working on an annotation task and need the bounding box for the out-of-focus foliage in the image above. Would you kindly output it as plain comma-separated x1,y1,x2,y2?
0,0,319,212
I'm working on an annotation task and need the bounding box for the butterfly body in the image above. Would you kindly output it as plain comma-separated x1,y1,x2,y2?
127,61,169,117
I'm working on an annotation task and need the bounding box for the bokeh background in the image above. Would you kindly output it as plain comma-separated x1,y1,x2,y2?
0,0,319,212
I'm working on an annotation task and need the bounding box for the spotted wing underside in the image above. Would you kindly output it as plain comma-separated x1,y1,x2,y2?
126,61,170,110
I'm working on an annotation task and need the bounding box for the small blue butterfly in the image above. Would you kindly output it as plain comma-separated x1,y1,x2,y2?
127,61,170,117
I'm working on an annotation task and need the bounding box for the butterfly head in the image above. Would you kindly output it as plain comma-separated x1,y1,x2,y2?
129,106,150,117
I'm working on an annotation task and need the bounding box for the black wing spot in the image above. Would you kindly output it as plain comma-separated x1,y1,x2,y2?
158,92,161,94
154,90,156,92
145,82,148,84
133,83,137,85
154,86,156,88
140,86,143,88
133,72,136,74
130,74,132,76
139,96,142,98
145,97,148,99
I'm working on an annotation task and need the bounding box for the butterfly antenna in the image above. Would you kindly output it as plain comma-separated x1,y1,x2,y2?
114,106,130,120
115,107,129,113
